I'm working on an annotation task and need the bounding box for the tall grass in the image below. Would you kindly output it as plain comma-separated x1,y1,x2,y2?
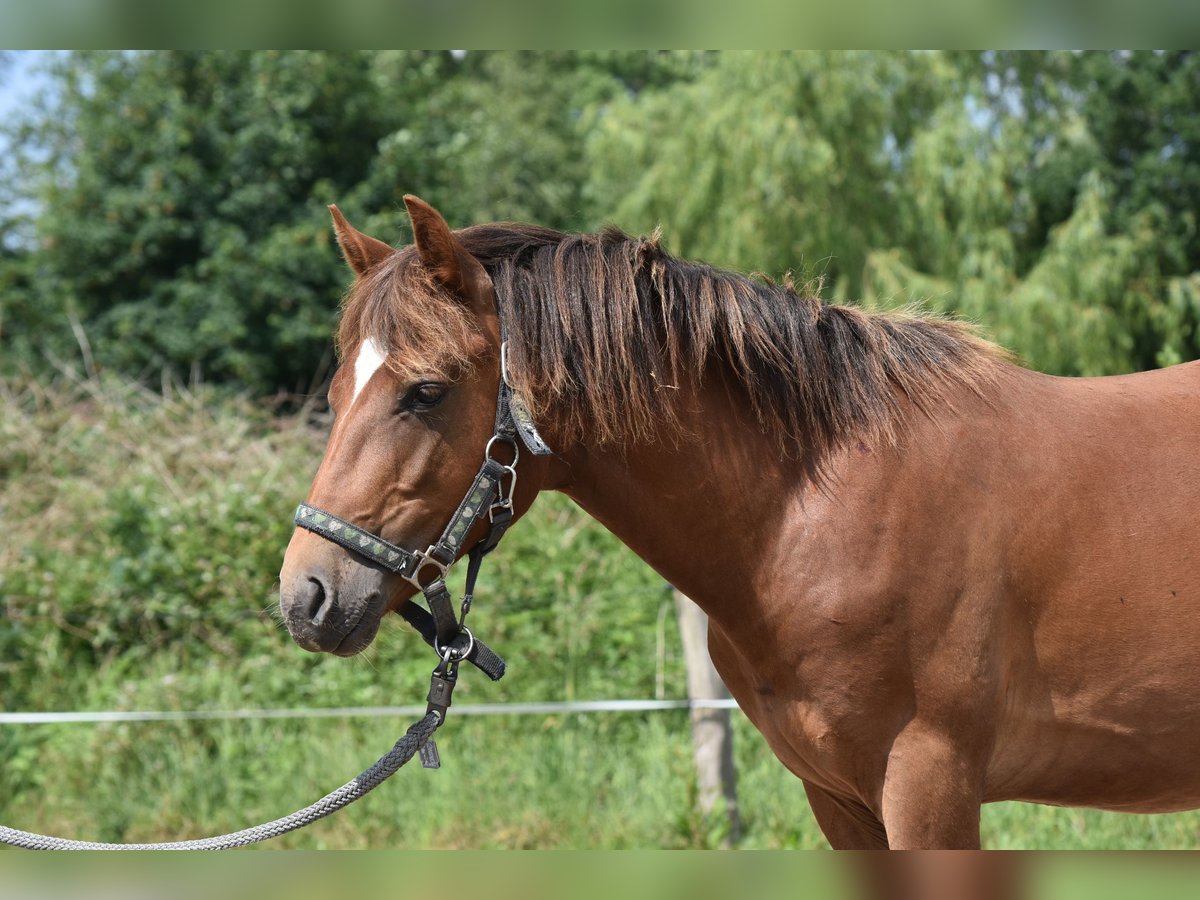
2,373,1199,848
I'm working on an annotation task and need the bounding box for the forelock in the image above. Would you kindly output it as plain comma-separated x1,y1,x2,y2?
336,249,483,382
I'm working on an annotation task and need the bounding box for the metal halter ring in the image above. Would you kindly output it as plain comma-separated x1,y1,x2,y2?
485,434,520,467
436,626,475,663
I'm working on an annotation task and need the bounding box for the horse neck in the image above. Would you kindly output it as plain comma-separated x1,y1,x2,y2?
549,358,1016,633
553,372,799,622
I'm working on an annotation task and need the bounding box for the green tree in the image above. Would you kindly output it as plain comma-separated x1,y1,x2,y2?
4,51,431,393
586,51,1200,377
369,51,711,235
891,50,1200,372
585,52,956,294
6,52,1200,388
1,51,706,393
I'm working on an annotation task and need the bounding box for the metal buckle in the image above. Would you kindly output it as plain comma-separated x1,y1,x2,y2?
403,547,449,591
484,434,519,516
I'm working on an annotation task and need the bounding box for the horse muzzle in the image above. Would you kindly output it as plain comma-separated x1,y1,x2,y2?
278,564,388,657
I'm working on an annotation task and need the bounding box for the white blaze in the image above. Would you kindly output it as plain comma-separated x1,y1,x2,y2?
351,337,387,405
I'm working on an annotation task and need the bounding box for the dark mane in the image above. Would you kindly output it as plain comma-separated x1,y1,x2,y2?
339,222,1004,465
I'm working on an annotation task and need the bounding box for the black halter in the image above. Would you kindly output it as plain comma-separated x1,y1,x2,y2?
293,336,551,687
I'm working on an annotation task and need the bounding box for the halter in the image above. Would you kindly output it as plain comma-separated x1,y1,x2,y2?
293,330,551,721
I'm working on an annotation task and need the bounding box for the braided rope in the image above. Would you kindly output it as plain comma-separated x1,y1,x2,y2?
0,712,440,850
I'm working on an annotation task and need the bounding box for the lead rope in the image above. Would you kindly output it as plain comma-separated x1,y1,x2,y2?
0,711,441,850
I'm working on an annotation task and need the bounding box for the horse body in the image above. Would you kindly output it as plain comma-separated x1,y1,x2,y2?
539,361,1191,844
574,360,1200,846
982,365,1200,813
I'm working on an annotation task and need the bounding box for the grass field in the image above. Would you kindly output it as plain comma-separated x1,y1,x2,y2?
3,373,1200,849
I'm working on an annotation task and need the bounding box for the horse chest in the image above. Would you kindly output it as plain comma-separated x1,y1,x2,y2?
707,619,902,797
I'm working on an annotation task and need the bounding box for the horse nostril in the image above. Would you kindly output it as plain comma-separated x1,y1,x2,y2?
306,576,332,625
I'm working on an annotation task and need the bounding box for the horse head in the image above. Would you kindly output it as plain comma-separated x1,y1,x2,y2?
279,196,547,657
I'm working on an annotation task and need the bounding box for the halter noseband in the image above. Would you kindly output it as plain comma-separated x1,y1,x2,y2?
293,335,551,691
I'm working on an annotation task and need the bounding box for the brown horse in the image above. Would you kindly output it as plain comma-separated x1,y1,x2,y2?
279,196,1200,849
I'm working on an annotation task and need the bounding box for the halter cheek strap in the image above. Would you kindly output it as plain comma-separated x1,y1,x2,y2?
501,341,553,457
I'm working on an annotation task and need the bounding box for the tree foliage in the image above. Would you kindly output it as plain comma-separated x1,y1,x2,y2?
2,51,1199,389
588,50,1200,376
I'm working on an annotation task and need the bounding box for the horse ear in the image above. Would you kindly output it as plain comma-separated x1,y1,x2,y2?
403,194,481,296
328,204,394,277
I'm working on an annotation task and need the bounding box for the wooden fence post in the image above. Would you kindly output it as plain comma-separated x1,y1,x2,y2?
673,588,741,845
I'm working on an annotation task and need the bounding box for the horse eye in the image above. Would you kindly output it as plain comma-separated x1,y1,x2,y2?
404,382,447,411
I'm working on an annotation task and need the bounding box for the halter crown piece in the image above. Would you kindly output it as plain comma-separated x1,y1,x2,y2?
293,323,551,767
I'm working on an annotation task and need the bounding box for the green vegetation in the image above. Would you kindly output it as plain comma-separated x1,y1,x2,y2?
4,52,1200,390
3,374,1200,848
586,51,1200,375
0,373,804,848
3,52,1200,848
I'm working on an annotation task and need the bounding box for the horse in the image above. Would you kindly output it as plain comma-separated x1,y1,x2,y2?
279,195,1200,849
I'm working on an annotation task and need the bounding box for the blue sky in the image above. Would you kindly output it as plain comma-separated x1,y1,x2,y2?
0,51,54,121
1,52,56,228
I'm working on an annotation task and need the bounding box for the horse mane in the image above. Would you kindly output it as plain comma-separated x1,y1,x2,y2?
338,222,1004,467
